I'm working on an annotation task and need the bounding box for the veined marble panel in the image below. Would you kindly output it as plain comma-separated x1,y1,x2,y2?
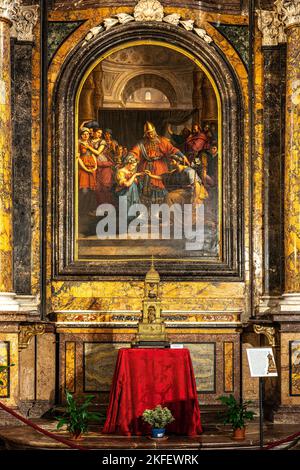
65,342,76,393
211,24,249,68
12,41,33,294
0,21,13,293
48,21,84,63
223,341,234,392
183,343,215,393
263,45,286,295
31,19,41,296
84,342,129,392
280,333,300,406
285,27,300,292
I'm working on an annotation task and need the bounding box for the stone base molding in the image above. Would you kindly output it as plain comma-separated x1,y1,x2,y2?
257,296,281,315
270,405,300,424
0,293,20,312
0,293,39,313
280,293,300,313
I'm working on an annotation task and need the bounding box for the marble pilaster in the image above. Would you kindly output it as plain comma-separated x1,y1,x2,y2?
192,69,204,125
11,41,33,295
262,45,286,297
79,74,96,124
284,25,300,294
92,63,104,117
0,15,19,310
0,1,38,307
279,2,300,311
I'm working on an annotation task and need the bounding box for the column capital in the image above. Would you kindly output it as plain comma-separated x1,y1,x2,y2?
257,9,286,46
0,0,19,24
0,1,39,41
11,3,39,42
256,0,300,45
276,0,300,29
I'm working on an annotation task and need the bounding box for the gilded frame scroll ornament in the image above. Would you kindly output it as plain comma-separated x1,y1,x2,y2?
253,324,276,347
19,324,46,350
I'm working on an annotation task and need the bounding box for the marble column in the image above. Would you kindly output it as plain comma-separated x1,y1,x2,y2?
280,1,300,311
79,74,96,124
0,7,19,310
192,69,204,125
257,9,287,310
201,77,218,122
93,63,103,118
262,45,286,296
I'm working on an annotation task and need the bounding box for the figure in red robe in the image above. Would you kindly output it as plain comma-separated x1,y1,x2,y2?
185,123,210,164
128,122,188,205
78,127,97,217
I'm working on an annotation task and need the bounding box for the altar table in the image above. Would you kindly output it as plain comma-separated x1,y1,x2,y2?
102,348,202,436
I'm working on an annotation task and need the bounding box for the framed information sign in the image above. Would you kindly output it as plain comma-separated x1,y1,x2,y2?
246,348,278,378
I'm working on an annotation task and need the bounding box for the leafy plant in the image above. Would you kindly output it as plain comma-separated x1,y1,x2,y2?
0,364,15,386
56,390,101,437
218,394,255,430
142,405,175,429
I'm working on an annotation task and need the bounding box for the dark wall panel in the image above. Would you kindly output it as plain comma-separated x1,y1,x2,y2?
11,41,33,294
263,44,286,295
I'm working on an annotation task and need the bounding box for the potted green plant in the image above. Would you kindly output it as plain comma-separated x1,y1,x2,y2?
218,394,255,440
142,404,175,438
56,390,101,439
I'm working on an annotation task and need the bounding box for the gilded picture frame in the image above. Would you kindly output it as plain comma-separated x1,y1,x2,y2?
52,22,243,280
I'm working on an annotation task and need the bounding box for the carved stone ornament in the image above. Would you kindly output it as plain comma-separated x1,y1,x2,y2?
134,0,164,22
180,19,194,31
253,324,276,347
256,0,300,45
194,28,213,43
19,324,46,350
0,0,20,22
163,13,181,26
11,4,39,42
84,25,104,42
276,0,300,28
104,17,119,30
0,0,38,41
116,13,135,24
83,0,213,47
257,10,285,46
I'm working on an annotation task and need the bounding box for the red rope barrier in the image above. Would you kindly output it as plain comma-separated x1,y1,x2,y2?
2,399,300,450
0,401,88,450
264,430,300,450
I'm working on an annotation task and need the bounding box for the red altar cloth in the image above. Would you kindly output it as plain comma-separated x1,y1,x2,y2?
102,348,202,436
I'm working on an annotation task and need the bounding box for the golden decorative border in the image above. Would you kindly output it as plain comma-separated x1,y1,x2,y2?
0,335,18,405
65,341,76,393
0,341,9,398
223,341,234,392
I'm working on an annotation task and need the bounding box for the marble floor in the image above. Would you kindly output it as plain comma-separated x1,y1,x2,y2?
0,421,300,450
